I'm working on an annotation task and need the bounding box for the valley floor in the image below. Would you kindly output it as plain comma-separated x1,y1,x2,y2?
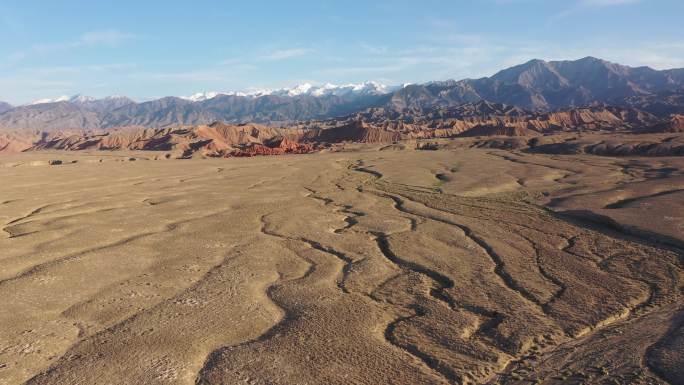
1,144,683,385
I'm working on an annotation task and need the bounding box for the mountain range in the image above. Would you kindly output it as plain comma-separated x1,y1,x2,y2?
390,57,684,112
27,101,684,158
181,81,401,101
1,57,684,132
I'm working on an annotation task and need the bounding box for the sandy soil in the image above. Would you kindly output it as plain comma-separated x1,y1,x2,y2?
1,144,682,385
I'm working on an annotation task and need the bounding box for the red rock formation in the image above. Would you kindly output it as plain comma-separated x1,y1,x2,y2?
30,123,311,157
0,133,33,153
644,115,684,133
21,106,680,158
0,130,81,153
230,137,316,157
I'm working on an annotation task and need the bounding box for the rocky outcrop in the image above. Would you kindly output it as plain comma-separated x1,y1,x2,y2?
642,115,684,133
0,129,83,153
230,137,316,157
0,134,31,153
29,121,350,158
26,120,403,157
30,123,308,157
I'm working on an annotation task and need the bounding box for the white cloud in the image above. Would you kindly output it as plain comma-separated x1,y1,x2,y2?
3,30,136,66
550,0,641,23
141,70,234,83
260,48,315,61
580,0,640,6
0,5,24,35
312,33,684,86
0,62,140,104
358,42,389,55
315,64,405,76
30,63,138,75
4,20,683,105
78,30,136,45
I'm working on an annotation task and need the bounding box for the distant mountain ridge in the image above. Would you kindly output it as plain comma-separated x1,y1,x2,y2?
389,57,684,111
180,81,402,101
0,101,12,114
2,57,684,131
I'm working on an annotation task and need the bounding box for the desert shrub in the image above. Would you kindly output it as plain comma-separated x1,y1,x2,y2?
416,142,439,151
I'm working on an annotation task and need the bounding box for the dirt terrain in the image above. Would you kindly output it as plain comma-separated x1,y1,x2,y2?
1,143,683,385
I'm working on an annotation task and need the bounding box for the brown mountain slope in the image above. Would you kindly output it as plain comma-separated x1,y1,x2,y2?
0,129,88,154
0,102,102,131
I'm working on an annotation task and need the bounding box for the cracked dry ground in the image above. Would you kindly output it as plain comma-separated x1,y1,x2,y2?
1,147,683,385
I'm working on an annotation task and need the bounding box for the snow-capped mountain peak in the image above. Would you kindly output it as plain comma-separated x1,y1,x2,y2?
180,91,248,102
180,81,398,102
285,83,314,97
25,81,403,106
181,92,224,102
69,94,97,103
251,81,398,98
29,95,70,105
22,94,134,113
28,94,126,106
306,81,391,96
102,95,130,101
310,83,339,96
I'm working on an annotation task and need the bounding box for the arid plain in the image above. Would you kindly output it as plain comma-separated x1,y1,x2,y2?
1,143,683,385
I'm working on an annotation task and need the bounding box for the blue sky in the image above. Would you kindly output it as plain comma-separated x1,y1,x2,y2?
0,0,682,104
